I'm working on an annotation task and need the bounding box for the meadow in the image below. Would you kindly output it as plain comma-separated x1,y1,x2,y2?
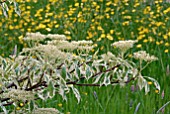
0,0,170,114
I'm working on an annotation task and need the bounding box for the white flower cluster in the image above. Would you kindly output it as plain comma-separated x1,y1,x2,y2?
71,40,93,46
71,40,94,51
48,40,94,52
30,44,71,60
24,32,46,41
111,40,138,53
48,40,77,51
24,32,66,41
2,89,34,102
46,34,66,40
133,51,158,62
32,108,60,114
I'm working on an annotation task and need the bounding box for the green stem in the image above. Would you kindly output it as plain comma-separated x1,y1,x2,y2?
139,59,142,72
141,61,151,71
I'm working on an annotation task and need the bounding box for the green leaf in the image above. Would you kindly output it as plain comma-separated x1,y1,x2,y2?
71,86,81,103
2,59,7,70
0,102,8,114
137,75,147,90
86,65,92,79
2,3,9,11
66,72,72,80
144,83,150,95
102,76,110,86
93,73,104,84
75,67,81,79
14,1,21,16
61,66,67,78
29,100,35,112
46,81,55,98
58,86,68,101
143,76,160,91
1,5,8,17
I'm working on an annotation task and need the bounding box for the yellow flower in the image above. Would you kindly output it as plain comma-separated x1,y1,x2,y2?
8,37,13,41
58,103,62,107
148,82,152,85
128,54,132,58
66,36,71,40
163,35,168,40
110,30,114,34
19,103,24,107
156,41,160,45
92,2,97,6
132,9,136,12
18,35,24,43
9,25,14,30
143,39,148,43
82,0,87,2
97,26,103,31
111,11,114,15
93,44,98,47
87,32,93,39
148,36,154,42
65,31,71,35
164,49,169,53
165,42,169,47
101,34,106,38
91,49,95,52
136,44,142,48
100,46,104,50
123,16,131,20
106,34,113,40
38,24,46,29
106,1,112,6
155,90,159,94
155,22,163,27
82,92,88,96
55,24,60,28
16,107,20,110
122,21,129,26
45,28,51,32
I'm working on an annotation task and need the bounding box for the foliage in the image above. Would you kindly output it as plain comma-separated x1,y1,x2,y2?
0,0,21,17
0,33,159,113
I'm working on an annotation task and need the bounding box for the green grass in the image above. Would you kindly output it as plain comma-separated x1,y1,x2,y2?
36,84,170,114
0,0,170,114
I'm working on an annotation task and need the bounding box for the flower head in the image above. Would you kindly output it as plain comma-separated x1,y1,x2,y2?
133,51,158,62
2,89,34,102
32,108,60,114
24,32,66,41
111,40,138,53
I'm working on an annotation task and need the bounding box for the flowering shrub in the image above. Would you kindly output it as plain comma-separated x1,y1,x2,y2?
0,33,159,113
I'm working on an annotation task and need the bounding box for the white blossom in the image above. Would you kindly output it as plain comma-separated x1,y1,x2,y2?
24,32,66,41
133,51,158,62
32,108,61,114
2,89,34,101
111,40,138,53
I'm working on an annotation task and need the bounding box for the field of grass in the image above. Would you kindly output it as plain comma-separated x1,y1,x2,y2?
0,0,170,114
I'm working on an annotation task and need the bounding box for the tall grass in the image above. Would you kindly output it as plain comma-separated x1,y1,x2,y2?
0,0,170,113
